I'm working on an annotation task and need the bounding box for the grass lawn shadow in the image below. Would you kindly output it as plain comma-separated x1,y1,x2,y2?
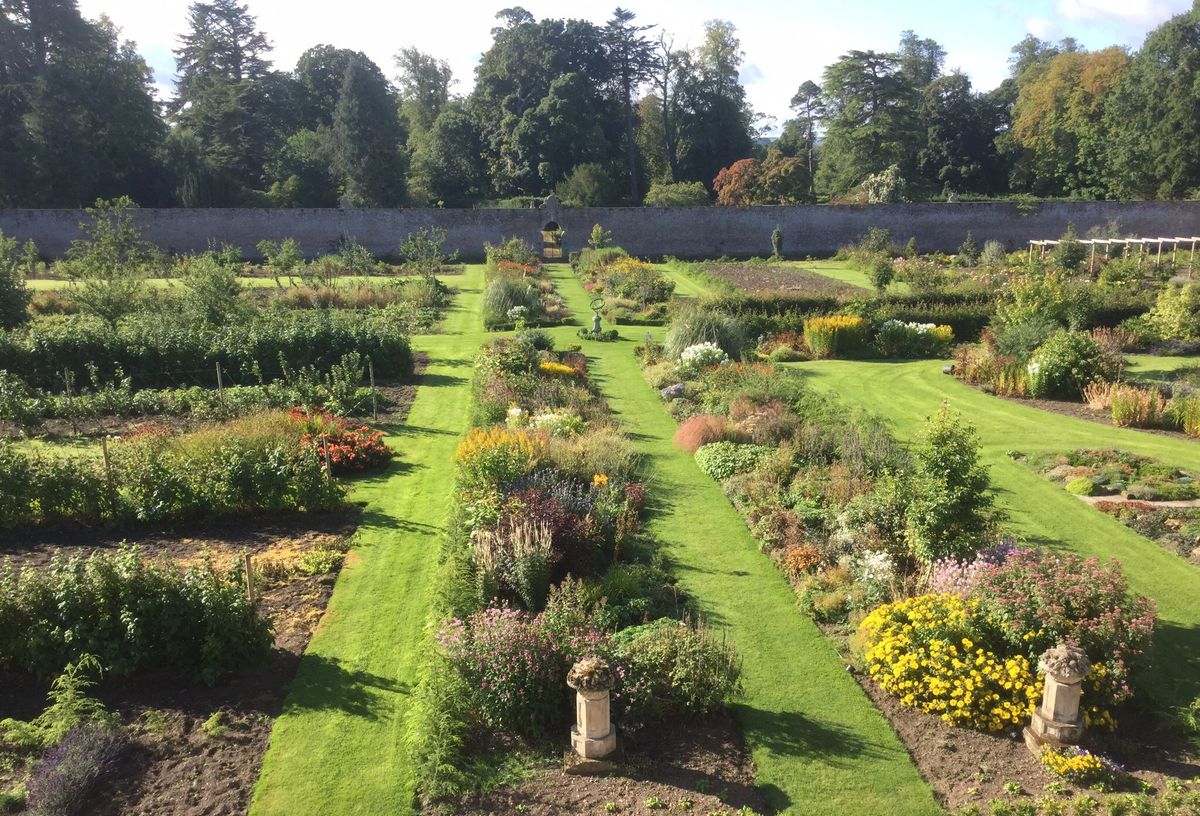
280,654,409,720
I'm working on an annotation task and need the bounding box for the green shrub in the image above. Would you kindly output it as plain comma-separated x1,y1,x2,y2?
694,441,774,481
1066,477,1101,496
904,403,994,563
256,238,305,276
868,256,895,293
613,619,742,723
1147,283,1200,342
180,251,248,325
0,230,33,330
1026,331,1111,400
2,308,414,390
398,226,457,276
59,197,151,327
643,180,710,207
1051,224,1087,273
0,548,273,682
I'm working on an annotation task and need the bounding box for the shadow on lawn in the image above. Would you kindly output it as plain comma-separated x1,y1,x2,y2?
282,654,409,720
739,704,886,766
359,508,442,536
419,372,468,388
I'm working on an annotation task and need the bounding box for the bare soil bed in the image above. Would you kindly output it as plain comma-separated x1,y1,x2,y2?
700,263,865,298
0,509,361,816
444,712,768,816
855,670,1200,810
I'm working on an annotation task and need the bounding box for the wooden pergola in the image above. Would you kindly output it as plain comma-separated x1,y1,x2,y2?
1028,236,1200,273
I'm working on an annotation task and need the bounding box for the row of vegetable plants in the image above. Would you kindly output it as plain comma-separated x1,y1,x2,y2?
0,409,390,529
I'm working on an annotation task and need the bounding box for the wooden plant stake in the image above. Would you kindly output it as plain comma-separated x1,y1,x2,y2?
368,359,377,421
101,436,112,481
244,553,256,605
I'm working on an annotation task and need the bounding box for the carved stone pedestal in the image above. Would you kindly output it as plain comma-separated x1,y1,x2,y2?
1024,643,1090,755
564,657,618,774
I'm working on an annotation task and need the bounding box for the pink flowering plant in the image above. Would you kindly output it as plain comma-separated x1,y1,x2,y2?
437,606,638,739
970,549,1156,710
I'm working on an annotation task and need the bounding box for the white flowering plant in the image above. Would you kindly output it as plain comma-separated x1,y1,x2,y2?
678,342,729,378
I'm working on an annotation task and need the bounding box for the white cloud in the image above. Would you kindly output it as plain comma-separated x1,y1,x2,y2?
1055,0,1189,24
1025,15,1060,38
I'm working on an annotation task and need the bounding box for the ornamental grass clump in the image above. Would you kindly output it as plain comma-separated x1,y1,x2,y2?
1109,383,1170,428
673,414,737,453
803,315,869,359
857,594,1040,732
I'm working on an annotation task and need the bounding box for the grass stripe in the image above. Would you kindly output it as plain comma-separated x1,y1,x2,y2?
546,265,939,815
249,267,485,816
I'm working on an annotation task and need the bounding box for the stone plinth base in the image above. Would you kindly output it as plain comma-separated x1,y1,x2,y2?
563,739,622,776
1024,708,1084,755
571,724,616,759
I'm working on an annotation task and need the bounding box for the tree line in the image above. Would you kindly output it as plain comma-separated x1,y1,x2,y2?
3,0,1200,209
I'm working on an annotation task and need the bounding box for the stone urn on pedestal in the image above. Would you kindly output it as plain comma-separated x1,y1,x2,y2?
565,656,618,773
1024,643,1091,755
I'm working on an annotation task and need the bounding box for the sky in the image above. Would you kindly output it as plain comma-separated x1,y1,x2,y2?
78,0,1193,133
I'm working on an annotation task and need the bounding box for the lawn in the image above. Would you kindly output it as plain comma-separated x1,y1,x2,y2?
543,266,939,816
794,258,909,294
1125,353,1200,383
249,267,485,816
657,259,725,298
795,358,1200,714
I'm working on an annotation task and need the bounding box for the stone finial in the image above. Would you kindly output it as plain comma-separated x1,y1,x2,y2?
567,656,615,692
1038,643,1091,685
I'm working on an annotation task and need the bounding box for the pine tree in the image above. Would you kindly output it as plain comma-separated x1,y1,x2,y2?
332,56,406,206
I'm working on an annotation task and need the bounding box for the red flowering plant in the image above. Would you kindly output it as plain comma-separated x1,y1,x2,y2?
288,408,393,474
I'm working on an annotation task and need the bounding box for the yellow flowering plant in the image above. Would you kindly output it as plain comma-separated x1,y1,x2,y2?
858,594,1040,732
454,427,542,492
537,361,576,378
803,315,869,359
1040,746,1126,789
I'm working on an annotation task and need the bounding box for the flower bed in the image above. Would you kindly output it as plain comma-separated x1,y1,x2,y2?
408,332,742,807
571,250,675,324
640,320,1160,768
0,410,357,529
482,238,568,329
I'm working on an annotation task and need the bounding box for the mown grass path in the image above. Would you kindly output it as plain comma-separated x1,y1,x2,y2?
796,359,1200,713
250,268,484,816
546,265,939,816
